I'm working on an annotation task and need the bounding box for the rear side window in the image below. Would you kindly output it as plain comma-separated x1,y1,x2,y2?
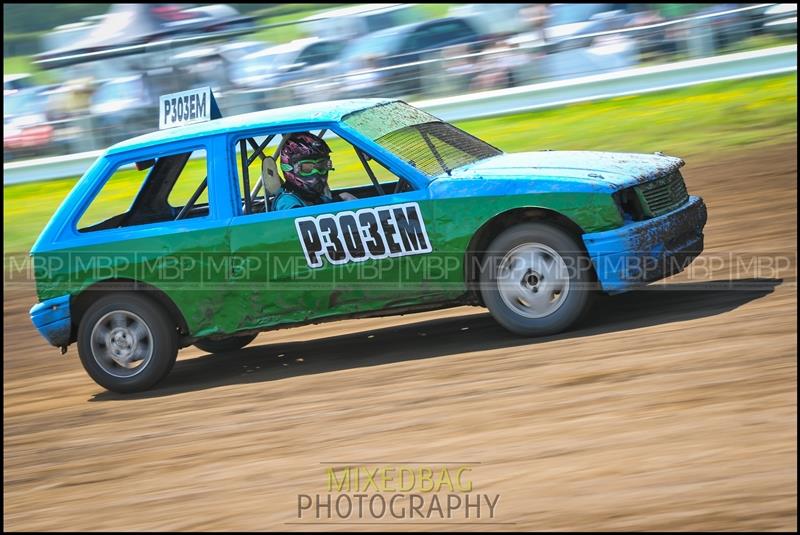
77,163,150,231
77,148,210,233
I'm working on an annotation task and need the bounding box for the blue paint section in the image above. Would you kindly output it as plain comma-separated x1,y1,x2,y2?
30,295,72,347
583,196,708,293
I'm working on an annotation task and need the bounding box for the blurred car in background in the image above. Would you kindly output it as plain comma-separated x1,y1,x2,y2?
89,75,154,147
36,3,255,70
4,73,36,94
508,3,640,81
4,78,54,160
6,2,792,163
302,3,424,41
227,37,346,112
448,3,531,37
761,3,797,36
172,40,274,96
40,78,95,155
541,3,616,43
40,17,106,61
88,59,219,148
333,17,485,99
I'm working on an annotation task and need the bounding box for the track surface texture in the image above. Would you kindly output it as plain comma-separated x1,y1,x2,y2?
4,143,797,531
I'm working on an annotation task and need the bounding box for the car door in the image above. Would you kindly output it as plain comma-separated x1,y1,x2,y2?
225,126,443,332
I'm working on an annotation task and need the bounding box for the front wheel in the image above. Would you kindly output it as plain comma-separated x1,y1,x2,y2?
77,293,178,393
194,333,257,354
479,222,595,336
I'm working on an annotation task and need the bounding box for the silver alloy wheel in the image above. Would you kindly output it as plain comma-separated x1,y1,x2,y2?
90,310,154,378
497,243,571,319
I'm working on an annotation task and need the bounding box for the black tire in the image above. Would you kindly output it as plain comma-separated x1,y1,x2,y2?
479,222,595,336
193,333,257,354
77,293,178,393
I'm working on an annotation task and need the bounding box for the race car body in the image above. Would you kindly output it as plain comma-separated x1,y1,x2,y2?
29,96,707,392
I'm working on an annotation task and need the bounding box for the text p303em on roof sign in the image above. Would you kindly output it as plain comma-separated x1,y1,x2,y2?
159,87,214,130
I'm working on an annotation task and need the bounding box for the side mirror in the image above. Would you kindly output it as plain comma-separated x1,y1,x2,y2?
135,159,156,171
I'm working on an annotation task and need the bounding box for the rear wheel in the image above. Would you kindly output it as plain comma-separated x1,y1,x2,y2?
479,222,595,336
77,293,178,393
194,333,257,354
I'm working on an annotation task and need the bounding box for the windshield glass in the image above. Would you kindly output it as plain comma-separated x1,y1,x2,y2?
343,101,502,177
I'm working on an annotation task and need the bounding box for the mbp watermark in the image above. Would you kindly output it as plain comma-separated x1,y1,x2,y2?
293,463,506,525
5,250,796,292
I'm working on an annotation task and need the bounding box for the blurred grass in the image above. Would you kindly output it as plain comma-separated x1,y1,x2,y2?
3,55,54,85
718,33,797,54
4,72,796,255
249,3,457,44
251,10,313,44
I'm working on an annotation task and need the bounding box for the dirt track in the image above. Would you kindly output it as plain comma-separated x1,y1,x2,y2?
4,144,797,531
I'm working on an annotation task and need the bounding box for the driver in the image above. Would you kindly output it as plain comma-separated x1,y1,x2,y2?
273,132,355,211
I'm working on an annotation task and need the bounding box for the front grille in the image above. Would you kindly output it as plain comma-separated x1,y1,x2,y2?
636,171,689,217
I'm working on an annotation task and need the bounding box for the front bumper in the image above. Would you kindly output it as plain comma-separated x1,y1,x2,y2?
30,294,72,347
583,195,708,293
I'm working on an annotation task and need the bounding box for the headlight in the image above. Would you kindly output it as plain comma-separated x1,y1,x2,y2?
613,187,647,221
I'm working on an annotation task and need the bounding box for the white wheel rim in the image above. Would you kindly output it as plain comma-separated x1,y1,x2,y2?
497,243,571,319
90,310,154,378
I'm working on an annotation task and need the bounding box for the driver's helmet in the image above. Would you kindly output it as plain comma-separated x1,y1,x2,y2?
279,132,333,198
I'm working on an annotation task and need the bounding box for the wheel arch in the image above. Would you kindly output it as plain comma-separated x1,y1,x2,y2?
70,278,189,344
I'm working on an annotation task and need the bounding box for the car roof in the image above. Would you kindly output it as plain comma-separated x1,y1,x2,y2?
107,98,396,154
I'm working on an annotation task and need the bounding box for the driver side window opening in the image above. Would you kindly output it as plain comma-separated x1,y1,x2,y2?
232,129,416,216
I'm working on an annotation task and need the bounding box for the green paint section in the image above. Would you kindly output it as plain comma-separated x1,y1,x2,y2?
34,224,232,336
33,186,619,337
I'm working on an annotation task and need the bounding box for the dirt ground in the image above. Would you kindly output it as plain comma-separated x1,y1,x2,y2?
4,144,797,531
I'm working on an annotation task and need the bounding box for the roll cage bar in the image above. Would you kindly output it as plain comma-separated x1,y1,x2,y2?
178,128,396,217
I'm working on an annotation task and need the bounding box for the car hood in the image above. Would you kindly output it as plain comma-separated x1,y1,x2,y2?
444,151,684,189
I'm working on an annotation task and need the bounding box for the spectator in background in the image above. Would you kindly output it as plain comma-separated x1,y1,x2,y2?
470,37,528,92
624,7,677,57
343,54,382,98
442,43,480,93
47,77,94,121
520,4,552,45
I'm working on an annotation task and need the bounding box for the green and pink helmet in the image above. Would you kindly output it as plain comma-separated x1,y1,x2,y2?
280,132,334,197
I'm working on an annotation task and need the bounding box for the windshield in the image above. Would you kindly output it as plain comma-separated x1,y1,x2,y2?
343,101,502,178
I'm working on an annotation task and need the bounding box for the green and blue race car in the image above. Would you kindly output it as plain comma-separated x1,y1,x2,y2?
30,96,707,392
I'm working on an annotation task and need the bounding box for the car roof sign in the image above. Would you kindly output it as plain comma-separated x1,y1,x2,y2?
158,86,221,130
